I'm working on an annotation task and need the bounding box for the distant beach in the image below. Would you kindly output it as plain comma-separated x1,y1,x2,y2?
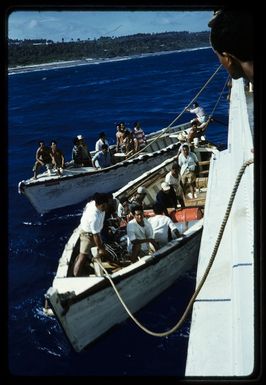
8,46,211,75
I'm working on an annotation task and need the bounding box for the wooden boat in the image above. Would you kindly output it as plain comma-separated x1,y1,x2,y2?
17,120,203,215
45,143,217,352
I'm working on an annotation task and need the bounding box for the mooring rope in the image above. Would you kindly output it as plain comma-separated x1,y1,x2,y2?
125,64,223,161
95,158,254,337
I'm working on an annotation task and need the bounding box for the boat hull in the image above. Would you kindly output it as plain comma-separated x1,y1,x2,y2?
19,144,180,214
47,227,202,352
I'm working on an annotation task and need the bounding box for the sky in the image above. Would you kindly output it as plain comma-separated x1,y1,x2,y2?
8,10,213,42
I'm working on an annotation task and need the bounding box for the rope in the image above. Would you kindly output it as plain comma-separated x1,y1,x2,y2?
198,74,230,135
125,64,223,161
94,158,254,337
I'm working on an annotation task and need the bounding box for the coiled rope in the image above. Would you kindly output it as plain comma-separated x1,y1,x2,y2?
126,63,223,161
95,158,254,337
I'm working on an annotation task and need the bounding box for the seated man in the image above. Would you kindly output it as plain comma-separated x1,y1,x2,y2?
71,137,84,167
32,140,53,179
117,196,132,222
156,182,178,216
95,132,109,152
187,119,210,146
92,144,112,169
148,203,181,248
133,121,147,152
122,129,134,156
76,135,92,166
126,205,158,262
50,140,65,176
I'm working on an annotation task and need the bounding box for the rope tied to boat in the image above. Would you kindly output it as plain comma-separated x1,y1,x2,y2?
125,64,223,161
94,157,254,337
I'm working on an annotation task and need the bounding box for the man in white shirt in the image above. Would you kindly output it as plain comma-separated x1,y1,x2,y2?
148,203,181,247
186,102,208,128
95,132,109,152
165,162,185,208
127,205,158,262
73,192,109,276
178,144,199,199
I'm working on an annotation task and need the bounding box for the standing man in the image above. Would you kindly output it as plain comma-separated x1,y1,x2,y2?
178,144,199,199
73,193,109,276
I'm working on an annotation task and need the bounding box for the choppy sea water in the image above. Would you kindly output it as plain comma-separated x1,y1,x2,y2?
8,47,229,376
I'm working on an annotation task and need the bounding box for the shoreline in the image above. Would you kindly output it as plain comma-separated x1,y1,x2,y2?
8,46,211,75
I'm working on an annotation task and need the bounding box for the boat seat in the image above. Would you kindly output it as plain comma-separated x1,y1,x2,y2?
199,170,209,175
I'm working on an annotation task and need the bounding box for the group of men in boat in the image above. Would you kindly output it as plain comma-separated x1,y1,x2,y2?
72,191,179,276
31,121,148,179
31,111,208,180
73,141,200,276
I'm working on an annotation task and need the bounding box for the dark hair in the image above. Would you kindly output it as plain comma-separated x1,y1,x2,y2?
73,137,79,145
192,102,199,108
172,162,180,170
102,144,109,150
131,204,143,215
208,10,253,61
152,203,164,215
93,192,109,205
119,196,128,205
99,132,106,139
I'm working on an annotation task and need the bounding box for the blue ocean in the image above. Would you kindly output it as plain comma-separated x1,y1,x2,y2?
8,47,229,376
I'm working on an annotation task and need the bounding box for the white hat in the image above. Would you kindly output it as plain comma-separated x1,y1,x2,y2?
161,182,170,191
137,186,147,194
77,135,83,140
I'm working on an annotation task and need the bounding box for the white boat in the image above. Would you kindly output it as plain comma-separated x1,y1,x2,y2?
45,143,216,352
185,78,254,376
18,121,194,215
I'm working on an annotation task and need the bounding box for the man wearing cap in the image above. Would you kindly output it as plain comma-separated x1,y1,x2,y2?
129,186,147,212
76,135,92,166
155,181,178,216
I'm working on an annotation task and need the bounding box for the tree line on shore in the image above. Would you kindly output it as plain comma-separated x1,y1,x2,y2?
8,31,210,67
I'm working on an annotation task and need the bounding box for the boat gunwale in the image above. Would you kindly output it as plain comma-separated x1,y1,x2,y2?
19,142,180,190
50,226,202,308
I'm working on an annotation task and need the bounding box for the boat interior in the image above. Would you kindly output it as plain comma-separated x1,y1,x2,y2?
65,146,213,278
